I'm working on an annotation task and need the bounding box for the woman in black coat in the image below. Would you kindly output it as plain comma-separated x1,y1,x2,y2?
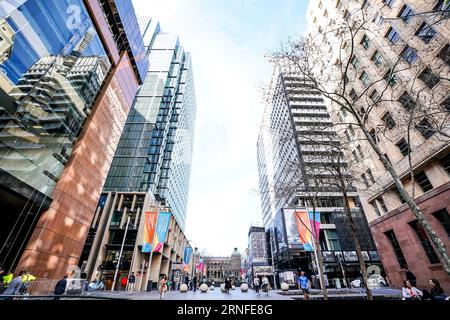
225,277,232,292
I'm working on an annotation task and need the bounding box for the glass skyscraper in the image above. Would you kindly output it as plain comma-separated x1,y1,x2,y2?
0,0,147,279
103,21,197,230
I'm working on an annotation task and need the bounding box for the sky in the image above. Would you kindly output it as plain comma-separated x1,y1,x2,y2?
132,0,310,256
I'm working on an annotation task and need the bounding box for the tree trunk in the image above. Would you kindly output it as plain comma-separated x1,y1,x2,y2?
315,238,328,300
342,191,373,300
360,125,450,276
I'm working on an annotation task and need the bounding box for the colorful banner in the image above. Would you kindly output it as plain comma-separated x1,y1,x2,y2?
182,247,193,272
152,212,172,253
309,210,321,241
141,211,158,253
294,210,321,252
196,258,204,272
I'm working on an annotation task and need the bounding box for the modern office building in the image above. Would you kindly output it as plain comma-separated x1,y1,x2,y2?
257,63,381,288
103,21,196,230
78,20,197,290
306,0,450,291
0,0,147,279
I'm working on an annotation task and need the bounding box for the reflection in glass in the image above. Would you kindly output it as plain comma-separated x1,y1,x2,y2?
0,0,111,197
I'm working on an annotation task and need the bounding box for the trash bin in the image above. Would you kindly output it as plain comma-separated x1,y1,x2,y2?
147,280,153,292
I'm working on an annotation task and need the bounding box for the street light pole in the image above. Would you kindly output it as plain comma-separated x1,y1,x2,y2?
111,215,131,291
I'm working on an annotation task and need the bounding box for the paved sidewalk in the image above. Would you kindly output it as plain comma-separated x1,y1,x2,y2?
89,288,293,300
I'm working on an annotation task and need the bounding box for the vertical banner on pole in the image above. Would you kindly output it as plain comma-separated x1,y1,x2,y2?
152,212,172,253
308,211,321,241
183,247,193,272
141,211,158,253
294,210,314,251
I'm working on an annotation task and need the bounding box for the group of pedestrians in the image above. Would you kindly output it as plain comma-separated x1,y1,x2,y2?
0,269,36,298
252,275,270,296
401,268,448,300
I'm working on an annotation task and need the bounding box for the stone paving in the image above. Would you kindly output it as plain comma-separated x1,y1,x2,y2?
86,287,403,300
89,288,292,300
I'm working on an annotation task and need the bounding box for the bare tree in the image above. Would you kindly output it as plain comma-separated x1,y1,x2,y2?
271,1,450,275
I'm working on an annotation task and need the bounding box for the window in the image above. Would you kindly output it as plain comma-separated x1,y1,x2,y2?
383,0,395,7
385,230,407,268
370,89,380,102
384,69,399,87
370,201,381,216
378,198,388,213
373,13,384,26
371,50,383,66
442,96,450,112
369,128,377,144
396,138,410,156
398,4,414,23
359,71,370,86
381,112,396,130
336,0,342,9
433,209,450,238
414,171,433,192
401,45,418,65
409,220,440,264
361,173,369,187
418,66,440,89
439,153,450,175
436,44,450,66
350,89,358,101
434,0,450,16
386,27,400,44
366,168,375,183
393,187,406,204
398,91,415,111
416,118,436,139
357,145,364,158
324,9,328,17
353,150,359,162
344,130,351,141
360,35,370,49
362,0,370,10
325,230,341,250
351,55,361,68
319,1,323,9
384,153,392,165
415,22,437,44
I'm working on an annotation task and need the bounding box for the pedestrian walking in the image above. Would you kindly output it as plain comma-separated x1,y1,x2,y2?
192,275,197,292
159,275,167,300
128,272,136,294
403,268,417,287
225,277,232,293
297,271,310,300
53,275,68,299
261,276,269,296
1,271,26,299
402,280,423,300
253,276,260,296
166,279,172,291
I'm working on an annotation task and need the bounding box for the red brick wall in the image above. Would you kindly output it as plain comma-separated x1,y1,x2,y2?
370,182,450,293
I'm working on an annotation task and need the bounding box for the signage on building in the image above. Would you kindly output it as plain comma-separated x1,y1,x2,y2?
152,211,172,253
253,265,273,275
141,211,158,253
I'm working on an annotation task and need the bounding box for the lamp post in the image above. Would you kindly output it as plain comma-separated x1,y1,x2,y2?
111,214,134,291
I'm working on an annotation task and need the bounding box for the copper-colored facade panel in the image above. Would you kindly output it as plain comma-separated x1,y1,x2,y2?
83,0,121,65
16,53,140,279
